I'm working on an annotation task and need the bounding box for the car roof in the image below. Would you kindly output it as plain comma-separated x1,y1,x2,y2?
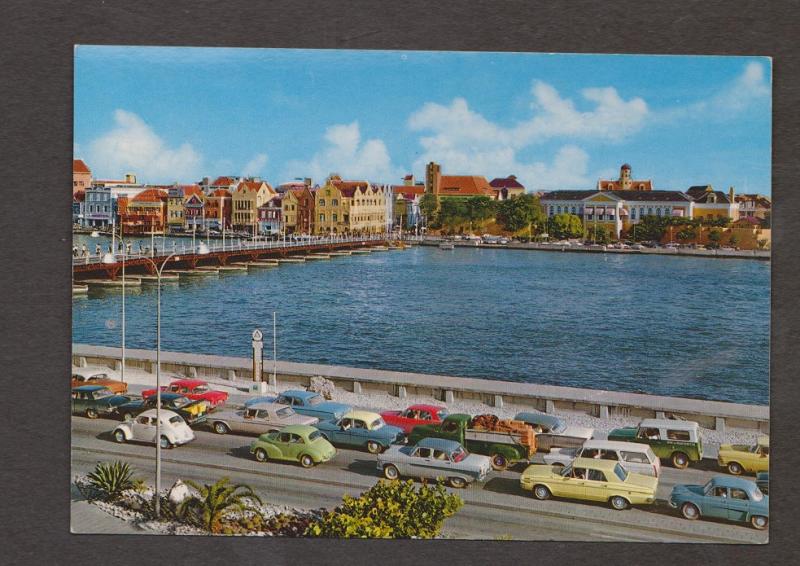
758,435,770,447
73,385,110,392
638,418,699,430
514,411,562,427
139,409,181,420
275,424,317,435
408,404,447,412
416,438,462,452
581,439,654,452
169,379,207,387
344,410,382,421
571,457,624,471
246,402,287,412
281,390,317,400
710,475,758,491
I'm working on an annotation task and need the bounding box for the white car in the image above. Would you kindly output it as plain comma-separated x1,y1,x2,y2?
112,409,195,449
540,440,661,477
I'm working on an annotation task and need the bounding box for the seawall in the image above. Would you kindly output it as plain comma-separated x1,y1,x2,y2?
72,343,768,434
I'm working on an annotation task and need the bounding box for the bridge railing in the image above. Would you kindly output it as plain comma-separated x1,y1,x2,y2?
72,233,397,266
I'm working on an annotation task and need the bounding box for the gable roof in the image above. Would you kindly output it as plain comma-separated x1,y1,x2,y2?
489,176,525,189
73,159,91,174
208,188,232,198
687,185,732,204
236,180,273,194
392,184,425,196
131,188,168,202
542,190,692,203
211,176,237,186
437,175,495,196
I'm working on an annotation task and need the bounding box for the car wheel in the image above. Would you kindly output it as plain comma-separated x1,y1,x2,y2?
159,436,171,449
491,454,508,471
213,422,229,435
113,429,126,443
533,484,551,500
383,464,400,480
299,454,315,468
85,408,98,419
750,515,768,530
681,502,700,520
254,448,268,462
366,441,383,454
610,496,629,510
727,462,744,475
672,452,690,469
448,477,467,489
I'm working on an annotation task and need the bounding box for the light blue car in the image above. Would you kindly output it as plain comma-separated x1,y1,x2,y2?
245,390,351,422
669,475,769,530
315,410,405,454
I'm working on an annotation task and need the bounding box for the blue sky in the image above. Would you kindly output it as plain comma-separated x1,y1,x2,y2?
74,47,772,194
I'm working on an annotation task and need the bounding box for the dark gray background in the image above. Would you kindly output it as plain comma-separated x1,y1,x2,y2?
0,0,797,563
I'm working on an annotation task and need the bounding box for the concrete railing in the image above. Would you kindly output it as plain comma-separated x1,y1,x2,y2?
72,343,768,433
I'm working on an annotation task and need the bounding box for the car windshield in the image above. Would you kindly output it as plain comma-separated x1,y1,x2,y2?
551,420,567,434
277,407,293,417
452,447,468,463
307,395,323,406
308,430,322,441
93,389,113,399
168,415,184,425
173,397,191,407
370,418,384,429
752,487,764,501
614,463,628,481
561,464,572,477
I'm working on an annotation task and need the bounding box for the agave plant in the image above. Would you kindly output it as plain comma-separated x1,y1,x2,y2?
86,461,138,501
179,477,264,533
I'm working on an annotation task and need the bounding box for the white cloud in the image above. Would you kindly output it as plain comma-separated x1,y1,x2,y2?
242,153,268,176
88,110,203,182
283,121,401,183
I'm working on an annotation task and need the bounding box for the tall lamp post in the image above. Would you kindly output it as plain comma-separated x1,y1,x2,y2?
141,241,209,516
102,221,128,385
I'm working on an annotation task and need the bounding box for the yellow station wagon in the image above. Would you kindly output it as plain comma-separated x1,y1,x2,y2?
520,457,658,510
718,435,769,475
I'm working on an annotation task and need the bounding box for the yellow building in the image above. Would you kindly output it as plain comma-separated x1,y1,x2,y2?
313,177,388,235
232,180,276,231
314,179,348,234
687,186,739,220
349,183,387,234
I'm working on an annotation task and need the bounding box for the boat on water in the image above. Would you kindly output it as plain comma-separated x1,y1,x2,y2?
438,242,455,250
90,230,100,238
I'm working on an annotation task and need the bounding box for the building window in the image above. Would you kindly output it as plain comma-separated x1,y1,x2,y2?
557,206,562,214
319,199,325,206
332,199,338,206
631,208,636,220
656,208,662,217
333,213,338,222
647,207,653,216
319,213,325,223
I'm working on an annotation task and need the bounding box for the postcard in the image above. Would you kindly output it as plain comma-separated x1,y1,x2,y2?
71,46,770,540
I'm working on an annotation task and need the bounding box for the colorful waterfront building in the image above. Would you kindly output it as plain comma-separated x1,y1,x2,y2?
184,190,206,232
314,177,348,235
282,186,315,235
118,188,168,234
166,184,203,232
232,179,276,232
82,185,115,228
597,164,653,191
735,193,771,221
257,196,283,236
73,159,92,195
424,161,496,201
72,189,85,225
686,186,739,220
204,189,232,231
489,175,526,200
391,182,425,230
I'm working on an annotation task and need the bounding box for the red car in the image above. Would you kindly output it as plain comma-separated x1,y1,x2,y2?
142,379,228,407
380,404,449,434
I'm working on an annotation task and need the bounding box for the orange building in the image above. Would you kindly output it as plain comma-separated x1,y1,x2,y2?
118,188,168,234
72,159,92,195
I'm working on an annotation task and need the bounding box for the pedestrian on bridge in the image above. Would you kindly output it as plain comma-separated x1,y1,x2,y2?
72,245,78,257
126,241,132,255
81,244,88,257
95,243,101,256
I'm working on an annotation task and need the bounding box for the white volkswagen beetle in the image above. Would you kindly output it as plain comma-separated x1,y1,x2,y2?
112,409,195,449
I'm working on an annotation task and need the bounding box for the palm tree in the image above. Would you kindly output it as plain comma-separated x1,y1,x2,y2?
179,477,263,533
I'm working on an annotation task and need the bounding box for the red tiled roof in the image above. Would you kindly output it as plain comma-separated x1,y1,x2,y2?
333,180,370,191
211,176,237,186
437,175,494,196
131,188,168,202
209,189,232,198
73,159,91,174
489,176,525,189
392,185,425,195
180,185,203,198
236,181,271,193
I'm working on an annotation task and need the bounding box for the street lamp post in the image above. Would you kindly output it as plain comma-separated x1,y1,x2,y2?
141,241,209,517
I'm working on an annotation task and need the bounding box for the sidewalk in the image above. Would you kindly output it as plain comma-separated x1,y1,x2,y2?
70,484,143,535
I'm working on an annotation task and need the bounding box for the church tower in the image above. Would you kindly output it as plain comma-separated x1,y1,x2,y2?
425,161,441,195
619,163,632,190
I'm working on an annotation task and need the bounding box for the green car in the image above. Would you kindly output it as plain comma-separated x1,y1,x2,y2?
249,425,336,468
608,418,703,469
71,385,132,419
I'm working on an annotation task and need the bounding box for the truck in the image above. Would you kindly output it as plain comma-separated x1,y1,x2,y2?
407,413,537,470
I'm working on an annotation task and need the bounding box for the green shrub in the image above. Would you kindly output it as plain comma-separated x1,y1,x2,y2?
306,479,463,539
178,477,263,533
86,461,138,501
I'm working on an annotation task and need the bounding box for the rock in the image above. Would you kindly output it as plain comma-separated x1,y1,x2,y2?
168,479,193,505
307,375,335,400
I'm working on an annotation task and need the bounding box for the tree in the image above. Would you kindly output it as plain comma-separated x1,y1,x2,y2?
179,477,263,533
306,479,464,539
633,215,670,242
586,224,611,244
419,193,439,227
496,194,546,234
676,227,697,242
729,233,740,247
707,229,722,249
550,213,584,240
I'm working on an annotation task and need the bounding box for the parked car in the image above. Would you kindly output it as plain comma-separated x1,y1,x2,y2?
71,385,132,419
377,438,492,488
265,390,351,421
717,435,769,475
142,379,228,407
631,243,645,250
513,411,593,452
607,419,702,469
520,457,658,510
669,476,768,530
756,472,769,495
315,410,405,453
380,404,449,434
112,409,195,449
208,401,318,435
249,424,336,468
71,371,128,394
115,392,210,425
541,440,661,477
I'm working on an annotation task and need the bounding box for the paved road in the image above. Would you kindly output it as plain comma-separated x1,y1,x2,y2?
71,417,767,542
